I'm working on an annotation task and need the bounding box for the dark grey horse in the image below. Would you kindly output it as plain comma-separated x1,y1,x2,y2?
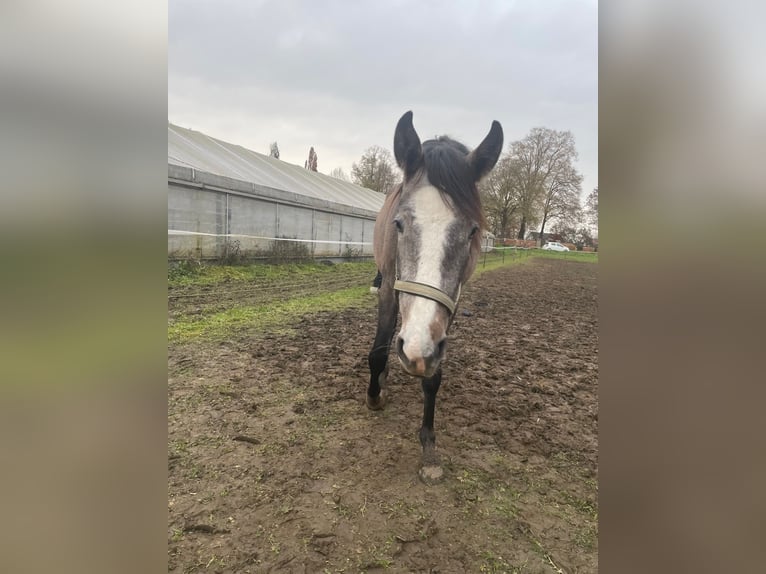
367,111,503,482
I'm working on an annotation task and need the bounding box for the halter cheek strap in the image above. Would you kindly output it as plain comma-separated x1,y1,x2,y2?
394,279,461,316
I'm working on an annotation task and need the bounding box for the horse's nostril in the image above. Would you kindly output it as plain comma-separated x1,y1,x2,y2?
396,336,405,358
437,338,447,358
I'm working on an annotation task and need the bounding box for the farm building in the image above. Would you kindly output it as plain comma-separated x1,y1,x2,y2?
168,123,386,260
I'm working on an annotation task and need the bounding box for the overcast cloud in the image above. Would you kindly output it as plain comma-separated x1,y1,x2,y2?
169,0,597,197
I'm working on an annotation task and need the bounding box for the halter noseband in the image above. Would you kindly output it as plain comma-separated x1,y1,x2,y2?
394,279,461,316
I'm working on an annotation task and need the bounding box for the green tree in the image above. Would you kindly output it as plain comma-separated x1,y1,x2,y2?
305,146,318,171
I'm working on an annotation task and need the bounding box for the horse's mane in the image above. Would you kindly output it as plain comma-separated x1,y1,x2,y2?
421,137,485,229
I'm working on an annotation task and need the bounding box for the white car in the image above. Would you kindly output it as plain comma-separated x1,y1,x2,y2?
542,241,570,252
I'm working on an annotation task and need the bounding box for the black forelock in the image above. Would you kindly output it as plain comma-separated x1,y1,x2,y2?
420,137,484,227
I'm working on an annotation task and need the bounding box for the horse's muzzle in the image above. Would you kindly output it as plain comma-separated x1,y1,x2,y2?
396,335,446,378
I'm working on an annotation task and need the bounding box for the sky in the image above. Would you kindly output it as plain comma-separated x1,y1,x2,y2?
169,0,598,199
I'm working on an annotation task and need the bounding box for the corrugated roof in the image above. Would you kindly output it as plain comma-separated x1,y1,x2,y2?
168,123,386,213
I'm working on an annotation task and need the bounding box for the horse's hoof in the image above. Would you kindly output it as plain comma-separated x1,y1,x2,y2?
366,390,386,410
419,464,444,484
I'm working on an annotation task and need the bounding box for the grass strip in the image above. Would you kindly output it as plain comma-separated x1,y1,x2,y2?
168,250,596,343
168,285,373,343
169,260,377,288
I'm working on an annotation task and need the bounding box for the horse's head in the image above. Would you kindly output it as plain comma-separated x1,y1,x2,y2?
391,111,503,378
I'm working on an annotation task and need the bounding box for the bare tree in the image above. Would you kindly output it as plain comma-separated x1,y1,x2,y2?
329,167,350,181
510,127,578,240
305,146,318,171
538,162,583,245
351,145,400,193
552,185,595,248
480,154,523,238
269,142,280,159
575,226,595,249
550,221,578,244
585,187,598,227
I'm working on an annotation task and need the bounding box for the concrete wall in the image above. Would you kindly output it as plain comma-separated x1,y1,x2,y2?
168,166,378,259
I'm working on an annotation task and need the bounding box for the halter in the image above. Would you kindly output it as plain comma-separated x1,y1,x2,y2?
394,277,462,316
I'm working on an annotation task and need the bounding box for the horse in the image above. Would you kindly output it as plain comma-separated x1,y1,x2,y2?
367,111,503,482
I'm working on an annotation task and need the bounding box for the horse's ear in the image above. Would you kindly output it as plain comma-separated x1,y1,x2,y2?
394,111,423,180
468,120,504,182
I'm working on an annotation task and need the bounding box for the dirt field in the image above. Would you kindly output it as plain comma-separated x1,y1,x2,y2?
168,258,598,573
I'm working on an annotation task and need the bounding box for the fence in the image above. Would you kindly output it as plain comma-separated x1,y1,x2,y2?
167,230,595,267
168,230,374,263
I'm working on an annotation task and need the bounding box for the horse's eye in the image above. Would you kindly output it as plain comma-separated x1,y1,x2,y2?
394,218,404,233
468,224,479,239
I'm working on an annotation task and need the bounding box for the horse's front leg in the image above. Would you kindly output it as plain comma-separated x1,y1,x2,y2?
418,368,444,483
367,287,398,410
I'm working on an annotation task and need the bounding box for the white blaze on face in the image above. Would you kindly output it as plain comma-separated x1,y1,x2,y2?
399,185,456,364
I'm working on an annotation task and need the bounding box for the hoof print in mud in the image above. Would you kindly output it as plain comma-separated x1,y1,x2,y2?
169,257,598,572
419,465,445,484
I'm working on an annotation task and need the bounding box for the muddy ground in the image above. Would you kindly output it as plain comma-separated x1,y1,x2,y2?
168,258,598,573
